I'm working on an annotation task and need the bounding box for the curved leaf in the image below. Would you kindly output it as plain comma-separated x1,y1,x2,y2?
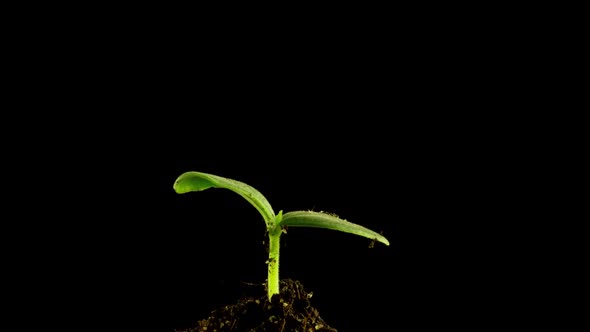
280,211,389,246
173,171,275,227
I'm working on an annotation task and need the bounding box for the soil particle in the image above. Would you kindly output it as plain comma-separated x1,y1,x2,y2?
176,279,337,332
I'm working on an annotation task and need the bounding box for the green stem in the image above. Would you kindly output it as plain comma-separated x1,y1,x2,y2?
267,226,282,300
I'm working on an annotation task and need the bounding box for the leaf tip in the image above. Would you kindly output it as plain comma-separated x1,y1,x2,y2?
172,171,215,194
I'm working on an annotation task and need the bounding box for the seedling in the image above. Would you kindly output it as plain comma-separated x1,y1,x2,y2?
173,171,389,300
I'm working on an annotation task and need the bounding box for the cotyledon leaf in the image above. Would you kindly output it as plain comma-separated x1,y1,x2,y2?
173,171,276,227
280,211,389,246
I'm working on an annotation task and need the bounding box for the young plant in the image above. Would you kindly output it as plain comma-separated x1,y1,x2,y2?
173,171,389,300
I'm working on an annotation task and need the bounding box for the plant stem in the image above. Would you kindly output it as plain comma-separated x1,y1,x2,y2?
267,226,282,299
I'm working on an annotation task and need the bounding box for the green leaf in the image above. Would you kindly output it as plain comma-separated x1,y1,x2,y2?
173,171,276,227
280,211,390,246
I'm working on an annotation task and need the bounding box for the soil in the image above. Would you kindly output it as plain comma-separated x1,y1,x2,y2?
176,279,338,332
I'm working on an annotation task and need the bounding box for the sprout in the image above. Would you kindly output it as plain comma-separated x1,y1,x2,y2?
173,171,389,300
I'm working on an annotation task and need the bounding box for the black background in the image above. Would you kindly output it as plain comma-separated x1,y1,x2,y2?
9,8,526,331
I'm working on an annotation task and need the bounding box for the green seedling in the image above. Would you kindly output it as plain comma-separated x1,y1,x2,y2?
173,171,389,300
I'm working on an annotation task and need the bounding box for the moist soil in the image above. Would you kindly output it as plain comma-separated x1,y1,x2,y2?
176,279,338,332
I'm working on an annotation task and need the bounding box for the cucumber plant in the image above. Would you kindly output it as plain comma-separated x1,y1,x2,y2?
173,171,389,300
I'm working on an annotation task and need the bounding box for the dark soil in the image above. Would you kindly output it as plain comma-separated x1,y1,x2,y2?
176,279,338,332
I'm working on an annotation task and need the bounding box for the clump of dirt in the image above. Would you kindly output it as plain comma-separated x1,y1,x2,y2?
176,279,337,332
